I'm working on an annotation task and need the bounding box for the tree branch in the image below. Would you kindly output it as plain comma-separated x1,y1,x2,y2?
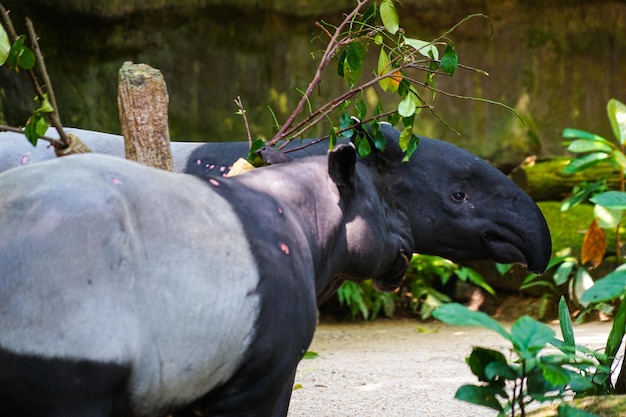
267,0,369,146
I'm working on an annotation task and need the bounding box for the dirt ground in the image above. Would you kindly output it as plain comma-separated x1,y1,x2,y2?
287,319,615,417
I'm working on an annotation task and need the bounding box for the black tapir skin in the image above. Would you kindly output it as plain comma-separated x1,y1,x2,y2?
0,124,552,277
0,144,413,417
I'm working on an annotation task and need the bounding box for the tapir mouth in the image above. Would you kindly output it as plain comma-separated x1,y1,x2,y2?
484,231,550,274
372,251,411,292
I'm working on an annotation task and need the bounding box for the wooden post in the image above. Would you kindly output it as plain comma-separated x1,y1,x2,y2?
117,61,173,171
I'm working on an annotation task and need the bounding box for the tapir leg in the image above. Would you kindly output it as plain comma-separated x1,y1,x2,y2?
0,349,129,417
271,370,297,417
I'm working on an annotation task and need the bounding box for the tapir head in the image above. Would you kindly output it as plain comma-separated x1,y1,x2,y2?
359,124,552,274
326,143,414,291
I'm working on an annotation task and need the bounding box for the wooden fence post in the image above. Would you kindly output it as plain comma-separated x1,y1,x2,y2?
117,61,173,171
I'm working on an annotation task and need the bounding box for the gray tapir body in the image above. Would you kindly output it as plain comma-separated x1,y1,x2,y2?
0,143,413,417
0,126,551,416
0,124,552,276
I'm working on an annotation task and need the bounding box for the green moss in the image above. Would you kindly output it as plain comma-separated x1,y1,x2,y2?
539,201,621,259
528,395,626,417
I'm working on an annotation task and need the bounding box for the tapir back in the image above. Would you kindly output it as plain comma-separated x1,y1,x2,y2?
0,154,261,416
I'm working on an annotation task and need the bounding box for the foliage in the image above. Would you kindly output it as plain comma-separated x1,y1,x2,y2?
337,279,396,321
433,299,620,417
539,99,626,313
237,0,516,162
336,254,494,320
0,3,77,151
402,254,495,319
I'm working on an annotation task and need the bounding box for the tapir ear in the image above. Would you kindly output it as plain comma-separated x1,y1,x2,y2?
256,146,293,165
328,143,357,192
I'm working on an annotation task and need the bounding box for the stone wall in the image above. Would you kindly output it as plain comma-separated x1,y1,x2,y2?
1,0,625,166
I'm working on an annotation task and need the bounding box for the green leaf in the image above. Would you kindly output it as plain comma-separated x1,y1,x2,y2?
432,303,511,342
404,37,439,60
398,85,421,118
342,50,362,87
246,138,267,166
355,135,372,158
0,25,9,66
573,268,595,306
605,297,626,362
328,125,337,150
538,361,571,386
608,98,626,146
553,261,575,286
379,0,399,35
35,113,48,136
454,385,504,412
484,360,518,381
563,152,610,174
566,139,613,154
35,94,55,113
441,45,458,76
612,149,626,173
355,99,366,120
590,190,626,209
594,203,622,228
398,126,419,162
302,351,319,360
558,296,575,347
495,263,513,275
8,35,35,70
580,268,626,303
346,42,365,73
377,48,392,91
562,128,610,144
339,112,354,139
561,180,606,211
336,50,346,78
398,93,418,118
466,347,509,382
24,113,48,146
509,316,555,360
370,120,387,152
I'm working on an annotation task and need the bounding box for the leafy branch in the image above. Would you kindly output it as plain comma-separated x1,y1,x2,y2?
0,2,90,154
243,0,507,162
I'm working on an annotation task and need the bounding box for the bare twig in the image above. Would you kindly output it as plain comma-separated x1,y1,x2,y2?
234,96,253,147
282,108,405,153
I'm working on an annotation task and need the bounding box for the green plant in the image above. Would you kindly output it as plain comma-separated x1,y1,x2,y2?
403,254,494,319
515,99,626,322
337,279,397,320
554,98,626,391
433,299,618,417
0,3,86,153
336,254,493,320
239,0,518,163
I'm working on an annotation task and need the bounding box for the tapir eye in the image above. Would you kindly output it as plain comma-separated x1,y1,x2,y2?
452,191,467,202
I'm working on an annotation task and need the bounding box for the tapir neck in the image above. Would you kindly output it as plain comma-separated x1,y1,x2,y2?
222,160,352,295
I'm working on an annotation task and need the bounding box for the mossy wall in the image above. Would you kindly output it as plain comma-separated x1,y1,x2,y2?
1,0,625,167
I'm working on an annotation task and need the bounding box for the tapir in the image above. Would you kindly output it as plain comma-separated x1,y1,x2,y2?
0,141,414,417
0,127,549,416
0,123,552,282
